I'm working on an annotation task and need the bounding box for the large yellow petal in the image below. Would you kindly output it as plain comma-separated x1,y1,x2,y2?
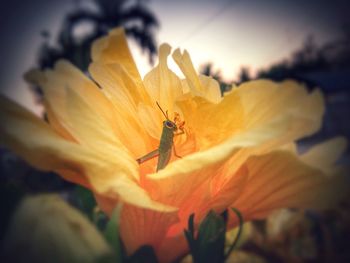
0,95,92,185
95,190,178,254
28,59,156,162
231,150,348,222
145,82,329,211
91,28,139,76
157,235,188,263
182,80,323,151
165,164,248,238
144,114,295,207
137,102,164,140
26,61,124,147
63,86,174,211
238,79,324,135
178,89,244,149
301,136,347,174
54,61,125,135
93,179,177,215
120,204,179,258
220,81,326,180
89,62,154,155
30,61,137,165
54,61,145,159
91,27,150,104
64,85,137,175
25,68,73,139
44,101,76,141
0,95,174,212
98,176,177,212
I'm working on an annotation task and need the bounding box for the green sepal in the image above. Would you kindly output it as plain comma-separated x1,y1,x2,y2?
74,185,97,220
184,209,244,263
184,214,196,254
185,210,226,263
103,204,123,263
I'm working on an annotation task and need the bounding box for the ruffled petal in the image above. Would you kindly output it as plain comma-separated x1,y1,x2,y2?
144,78,327,210
25,68,73,139
26,61,124,146
28,61,144,166
166,164,248,237
0,95,91,186
0,95,175,212
179,79,323,151
144,114,295,207
301,136,347,174
157,235,188,263
89,62,153,155
63,84,138,178
231,150,348,223
53,61,118,123
44,101,76,141
106,176,177,212
91,27,146,97
172,49,221,103
178,89,244,149
137,103,163,140
94,193,180,261
29,61,138,178
238,79,324,135
120,204,179,257
143,44,183,116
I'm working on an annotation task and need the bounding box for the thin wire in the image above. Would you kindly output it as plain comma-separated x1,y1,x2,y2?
224,207,243,260
178,0,238,45
259,26,310,70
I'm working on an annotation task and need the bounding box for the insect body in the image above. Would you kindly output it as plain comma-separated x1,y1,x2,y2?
137,103,184,171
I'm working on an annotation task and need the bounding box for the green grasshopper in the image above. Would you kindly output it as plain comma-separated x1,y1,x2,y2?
137,102,185,171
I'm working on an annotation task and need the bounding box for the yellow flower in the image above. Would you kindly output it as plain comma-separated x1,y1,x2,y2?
0,28,347,262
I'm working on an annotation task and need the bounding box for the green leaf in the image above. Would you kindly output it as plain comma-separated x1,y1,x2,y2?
74,186,97,219
184,213,196,252
103,204,123,263
185,210,227,263
188,213,195,235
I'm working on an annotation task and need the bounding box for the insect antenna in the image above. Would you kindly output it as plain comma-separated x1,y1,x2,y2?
156,101,169,120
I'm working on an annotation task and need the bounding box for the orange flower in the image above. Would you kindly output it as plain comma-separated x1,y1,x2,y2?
0,28,347,262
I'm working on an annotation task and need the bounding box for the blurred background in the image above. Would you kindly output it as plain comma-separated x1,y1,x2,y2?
0,0,350,262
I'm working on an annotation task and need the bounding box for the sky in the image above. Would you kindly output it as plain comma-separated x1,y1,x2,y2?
0,0,349,114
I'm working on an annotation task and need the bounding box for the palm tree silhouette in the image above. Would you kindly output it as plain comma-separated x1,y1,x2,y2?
38,0,159,71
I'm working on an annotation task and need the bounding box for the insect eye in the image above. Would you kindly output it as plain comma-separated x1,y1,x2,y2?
165,121,175,128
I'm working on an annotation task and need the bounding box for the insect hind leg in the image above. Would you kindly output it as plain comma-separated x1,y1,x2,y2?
136,149,159,164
